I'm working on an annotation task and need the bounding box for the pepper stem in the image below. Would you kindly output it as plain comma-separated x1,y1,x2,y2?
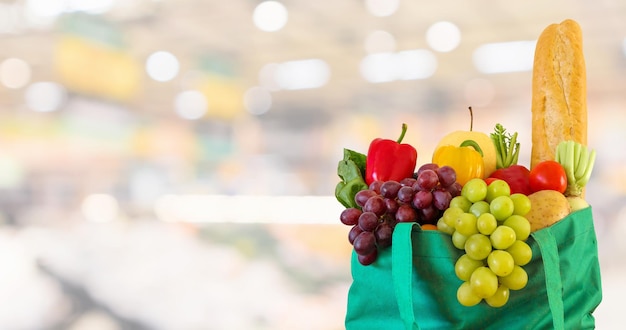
397,123,408,143
460,139,484,157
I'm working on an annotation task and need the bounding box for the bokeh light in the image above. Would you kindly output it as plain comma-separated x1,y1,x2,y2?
81,194,119,222
24,82,67,112
146,51,180,82
274,59,330,90
0,58,31,89
244,86,272,115
25,0,65,17
426,21,462,52
473,41,535,74
253,1,288,32
360,49,437,83
174,90,208,120
364,30,397,54
365,0,400,17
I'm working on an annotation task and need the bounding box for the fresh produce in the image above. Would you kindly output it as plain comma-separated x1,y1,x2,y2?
488,166,531,196
335,19,597,317
491,123,520,170
525,190,571,232
365,123,418,185
555,140,596,210
340,163,461,265
488,124,531,195
438,178,532,307
528,160,567,194
335,149,368,208
531,19,587,168
432,140,485,186
434,107,497,178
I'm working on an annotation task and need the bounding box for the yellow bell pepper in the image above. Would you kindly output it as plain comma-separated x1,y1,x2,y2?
432,140,485,186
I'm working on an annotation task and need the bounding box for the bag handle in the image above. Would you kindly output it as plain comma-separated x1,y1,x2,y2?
392,222,566,330
531,229,565,330
391,222,420,330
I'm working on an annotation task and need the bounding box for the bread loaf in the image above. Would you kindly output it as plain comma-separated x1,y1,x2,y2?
530,19,587,169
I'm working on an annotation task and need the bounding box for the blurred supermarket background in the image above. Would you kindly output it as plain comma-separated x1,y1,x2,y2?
1,0,625,329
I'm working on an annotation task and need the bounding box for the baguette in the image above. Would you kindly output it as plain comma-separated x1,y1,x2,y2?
530,19,587,169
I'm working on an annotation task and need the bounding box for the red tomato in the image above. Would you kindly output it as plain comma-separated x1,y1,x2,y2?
484,178,498,185
529,161,567,193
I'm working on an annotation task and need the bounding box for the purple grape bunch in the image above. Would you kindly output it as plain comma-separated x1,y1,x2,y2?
340,163,461,265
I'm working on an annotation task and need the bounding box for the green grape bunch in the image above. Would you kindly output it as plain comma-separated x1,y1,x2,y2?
437,178,533,308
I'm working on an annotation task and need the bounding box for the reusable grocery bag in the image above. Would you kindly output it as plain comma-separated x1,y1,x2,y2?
345,206,602,330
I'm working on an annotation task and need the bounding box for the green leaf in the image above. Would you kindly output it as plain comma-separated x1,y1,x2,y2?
343,148,366,178
335,149,368,208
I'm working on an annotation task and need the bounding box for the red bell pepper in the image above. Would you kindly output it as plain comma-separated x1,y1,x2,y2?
488,165,531,195
365,124,418,185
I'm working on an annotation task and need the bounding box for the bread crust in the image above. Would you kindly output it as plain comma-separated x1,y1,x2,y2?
531,19,587,169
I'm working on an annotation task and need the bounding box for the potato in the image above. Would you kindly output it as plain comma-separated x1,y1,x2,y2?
526,190,571,232
567,196,589,212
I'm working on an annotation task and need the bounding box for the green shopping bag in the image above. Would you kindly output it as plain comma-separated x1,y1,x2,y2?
345,206,602,330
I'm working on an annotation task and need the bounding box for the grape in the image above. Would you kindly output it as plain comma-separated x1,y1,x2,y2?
358,249,378,265
348,225,363,244
412,190,433,209
400,177,417,187
419,205,439,223
485,179,511,203
490,225,516,250
340,208,362,226
499,265,528,290
358,212,380,232
485,285,510,308
455,212,478,236
384,198,399,214
510,193,532,216
461,178,488,203
437,217,455,235
465,234,492,261
432,189,452,210
450,196,472,213
442,206,464,229
397,186,415,203
455,254,485,281
416,169,439,191
452,231,469,250
489,196,515,221
476,213,498,235
487,250,515,277
380,181,402,198
436,166,457,187
353,231,377,255
395,204,417,222
384,214,399,228
416,163,439,177
375,223,393,248
363,195,387,217
503,215,531,241
457,281,482,307
447,182,463,197
469,200,490,217
506,240,532,266
470,266,499,298
355,189,377,207
369,180,384,194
